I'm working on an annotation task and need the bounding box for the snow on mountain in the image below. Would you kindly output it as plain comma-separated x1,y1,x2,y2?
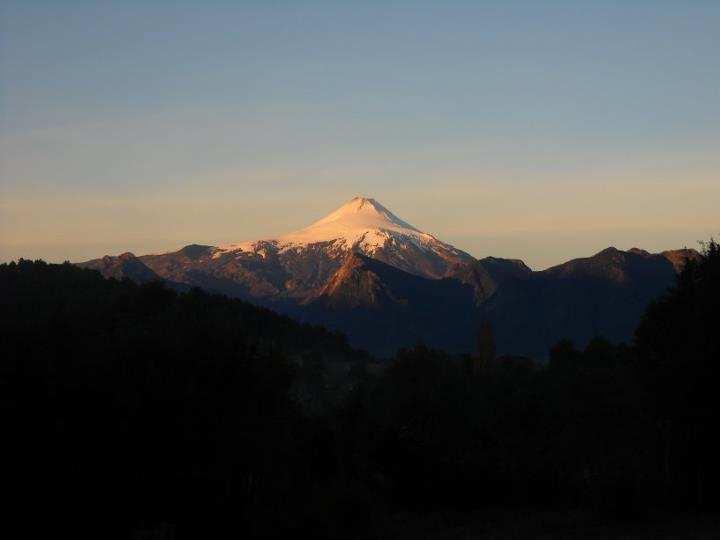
216,196,473,278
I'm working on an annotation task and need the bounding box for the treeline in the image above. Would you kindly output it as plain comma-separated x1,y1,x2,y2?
1,261,362,538
1,242,718,538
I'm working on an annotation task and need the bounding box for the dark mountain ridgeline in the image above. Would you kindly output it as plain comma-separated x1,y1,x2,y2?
480,247,698,358
303,252,478,356
447,255,533,303
77,251,162,283
79,244,697,358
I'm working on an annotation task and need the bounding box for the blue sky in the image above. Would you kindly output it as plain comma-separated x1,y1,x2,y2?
1,0,718,267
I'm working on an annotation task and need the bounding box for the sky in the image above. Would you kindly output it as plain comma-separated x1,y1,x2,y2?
1,0,718,269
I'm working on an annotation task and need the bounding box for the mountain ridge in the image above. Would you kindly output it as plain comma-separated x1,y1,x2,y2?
76,196,700,357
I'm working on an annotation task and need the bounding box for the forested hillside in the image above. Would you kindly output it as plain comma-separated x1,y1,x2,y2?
2,243,719,538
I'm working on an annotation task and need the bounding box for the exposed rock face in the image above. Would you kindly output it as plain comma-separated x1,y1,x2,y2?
314,252,396,310
77,252,161,283
661,248,702,272
448,257,533,304
304,252,477,356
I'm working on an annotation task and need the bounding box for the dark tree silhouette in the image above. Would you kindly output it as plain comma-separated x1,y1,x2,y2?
635,240,720,508
2,247,719,538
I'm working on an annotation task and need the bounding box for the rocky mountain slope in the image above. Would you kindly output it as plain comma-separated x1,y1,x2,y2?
83,197,475,303
297,247,697,357
77,197,698,357
78,252,162,283
302,252,477,355
480,247,699,358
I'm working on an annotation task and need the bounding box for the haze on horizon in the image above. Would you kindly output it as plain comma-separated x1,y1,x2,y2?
1,0,718,269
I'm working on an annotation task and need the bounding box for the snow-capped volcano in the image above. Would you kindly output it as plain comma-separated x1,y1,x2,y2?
278,196,424,249
217,196,473,278
80,197,475,303
78,197,698,356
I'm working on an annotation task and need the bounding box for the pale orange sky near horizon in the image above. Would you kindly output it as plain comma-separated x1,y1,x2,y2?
2,174,718,269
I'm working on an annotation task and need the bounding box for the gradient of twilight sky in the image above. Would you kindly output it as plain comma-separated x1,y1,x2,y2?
1,0,718,268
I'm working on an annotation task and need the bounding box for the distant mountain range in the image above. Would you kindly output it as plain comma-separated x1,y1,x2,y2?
78,197,699,357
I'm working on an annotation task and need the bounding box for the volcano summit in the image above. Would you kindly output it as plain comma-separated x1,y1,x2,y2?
217,196,474,280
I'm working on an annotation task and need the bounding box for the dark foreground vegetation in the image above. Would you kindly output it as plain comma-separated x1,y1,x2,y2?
2,241,718,538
